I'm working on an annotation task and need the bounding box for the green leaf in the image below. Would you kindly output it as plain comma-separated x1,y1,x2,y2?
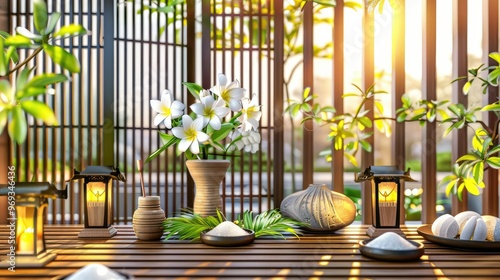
486,157,500,169
16,26,44,41
488,67,500,86
183,82,202,100
0,109,7,135
441,176,458,197
300,103,311,112
16,67,34,91
53,23,87,38
16,86,46,100
9,106,27,144
43,44,81,73
145,136,178,163
462,81,471,95
25,73,68,88
320,106,336,113
0,38,5,76
456,154,477,162
489,52,500,64
472,133,483,152
4,34,35,47
482,103,500,111
472,162,484,184
211,123,233,142
6,46,19,64
464,178,481,196
21,100,58,125
396,112,407,122
302,87,311,99
33,0,49,35
360,140,372,152
45,12,61,35
358,116,372,128
457,182,465,200
344,152,358,167
159,131,174,144
0,80,12,100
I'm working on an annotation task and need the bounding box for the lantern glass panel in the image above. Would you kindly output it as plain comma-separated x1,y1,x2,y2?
377,182,398,202
375,180,399,227
16,206,36,255
86,182,106,227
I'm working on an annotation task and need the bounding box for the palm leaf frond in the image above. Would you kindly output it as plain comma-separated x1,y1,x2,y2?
163,208,308,241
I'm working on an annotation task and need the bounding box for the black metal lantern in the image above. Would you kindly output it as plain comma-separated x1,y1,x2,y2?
68,166,126,238
355,166,416,238
0,182,67,267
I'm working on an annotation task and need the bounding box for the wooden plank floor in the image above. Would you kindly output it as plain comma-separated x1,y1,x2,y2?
1,224,499,279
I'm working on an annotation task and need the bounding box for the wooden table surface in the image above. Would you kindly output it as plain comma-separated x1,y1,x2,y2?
1,224,500,279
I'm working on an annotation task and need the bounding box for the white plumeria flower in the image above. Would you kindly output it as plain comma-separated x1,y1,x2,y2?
227,130,261,153
190,95,230,130
150,90,185,128
238,94,262,131
211,73,245,111
171,115,210,155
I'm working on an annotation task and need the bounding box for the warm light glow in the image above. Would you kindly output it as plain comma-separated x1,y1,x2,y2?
277,268,290,276
412,188,423,196
436,205,445,212
86,182,106,227
16,206,35,254
19,227,34,253
318,255,332,266
349,261,360,277
87,182,106,202
378,182,397,202
404,189,412,196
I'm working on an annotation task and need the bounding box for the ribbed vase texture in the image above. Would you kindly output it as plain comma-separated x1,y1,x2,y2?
280,184,357,231
186,160,230,217
133,196,166,240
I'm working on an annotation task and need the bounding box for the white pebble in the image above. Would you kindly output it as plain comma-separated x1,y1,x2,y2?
365,232,416,250
207,221,249,236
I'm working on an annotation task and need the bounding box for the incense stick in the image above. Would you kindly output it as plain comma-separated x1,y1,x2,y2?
137,159,146,197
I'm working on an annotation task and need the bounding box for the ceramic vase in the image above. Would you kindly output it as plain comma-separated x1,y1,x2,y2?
280,184,357,231
132,196,165,240
186,159,230,217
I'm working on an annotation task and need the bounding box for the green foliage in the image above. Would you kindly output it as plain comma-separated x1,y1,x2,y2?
286,84,390,167
234,209,307,238
0,0,87,144
163,208,307,240
287,52,500,199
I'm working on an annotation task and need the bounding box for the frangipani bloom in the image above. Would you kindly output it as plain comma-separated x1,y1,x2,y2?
227,130,261,153
211,73,245,111
150,90,185,128
147,73,262,162
239,94,262,131
172,115,210,155
190,95,230,130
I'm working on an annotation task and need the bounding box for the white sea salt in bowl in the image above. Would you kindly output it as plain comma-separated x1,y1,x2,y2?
359,232,425,261
200,221,255,247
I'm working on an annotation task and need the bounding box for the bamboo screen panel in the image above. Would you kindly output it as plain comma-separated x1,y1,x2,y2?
114,0,189,223
201,0,279,218
6,0,109,224
113,0,281,221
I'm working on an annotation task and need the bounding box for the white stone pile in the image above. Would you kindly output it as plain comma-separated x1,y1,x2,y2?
431,211,500,241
